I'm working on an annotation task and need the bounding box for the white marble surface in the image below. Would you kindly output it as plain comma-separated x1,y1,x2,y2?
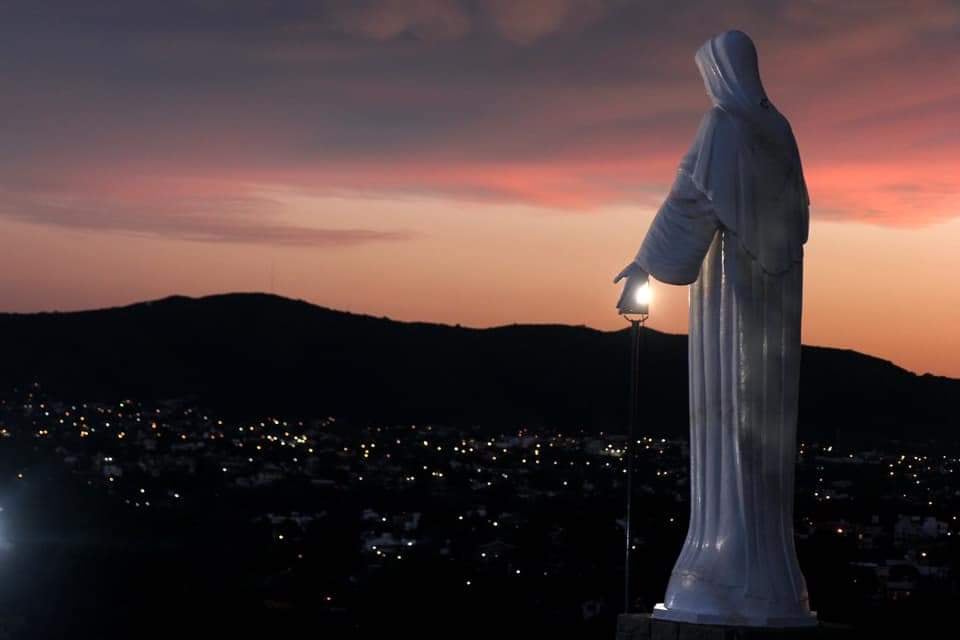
631,30,815,627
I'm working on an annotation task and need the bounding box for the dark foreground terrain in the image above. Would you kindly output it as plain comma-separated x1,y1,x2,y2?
2,294,958,637
1,386,958,639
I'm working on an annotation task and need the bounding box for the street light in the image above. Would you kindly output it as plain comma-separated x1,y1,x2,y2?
617,273,650,613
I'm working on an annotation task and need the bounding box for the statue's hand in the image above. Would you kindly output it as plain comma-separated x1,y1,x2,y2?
613,261,647,285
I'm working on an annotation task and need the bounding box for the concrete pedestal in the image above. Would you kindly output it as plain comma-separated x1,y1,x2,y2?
617,613,854,640
652,603,818,628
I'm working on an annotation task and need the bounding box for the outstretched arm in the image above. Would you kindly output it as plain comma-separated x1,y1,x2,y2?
621,170,719,287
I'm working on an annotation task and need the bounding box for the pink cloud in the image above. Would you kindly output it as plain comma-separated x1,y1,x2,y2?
484,0,613,44
2,0,959,241
333,0,471,42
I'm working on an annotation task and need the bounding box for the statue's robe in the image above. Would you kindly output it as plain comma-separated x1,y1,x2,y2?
633,30,815,626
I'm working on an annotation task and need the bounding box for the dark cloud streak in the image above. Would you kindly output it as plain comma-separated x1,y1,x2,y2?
0,187,412,247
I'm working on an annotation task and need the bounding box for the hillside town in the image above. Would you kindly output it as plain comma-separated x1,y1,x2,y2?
0,384,958,637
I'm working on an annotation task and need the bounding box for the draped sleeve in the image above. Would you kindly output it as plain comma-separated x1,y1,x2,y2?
634,170,720,286
683,106,744,235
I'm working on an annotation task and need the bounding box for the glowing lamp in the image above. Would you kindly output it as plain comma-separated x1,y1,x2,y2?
618,278,651,317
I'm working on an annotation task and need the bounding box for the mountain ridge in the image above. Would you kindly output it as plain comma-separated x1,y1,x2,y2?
1,292,956,444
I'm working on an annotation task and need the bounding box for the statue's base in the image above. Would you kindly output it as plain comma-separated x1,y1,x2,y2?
617,613,854,639
652,603,818,627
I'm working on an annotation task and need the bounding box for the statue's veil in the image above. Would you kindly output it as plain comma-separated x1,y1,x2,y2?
683,30,809,275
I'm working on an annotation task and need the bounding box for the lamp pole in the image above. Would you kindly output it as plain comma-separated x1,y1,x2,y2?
618,275,650,614
622,313,646,613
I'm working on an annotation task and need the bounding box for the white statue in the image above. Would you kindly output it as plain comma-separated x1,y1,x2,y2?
615,30,816,627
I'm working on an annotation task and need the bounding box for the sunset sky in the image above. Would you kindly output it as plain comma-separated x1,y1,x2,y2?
1,1,958,377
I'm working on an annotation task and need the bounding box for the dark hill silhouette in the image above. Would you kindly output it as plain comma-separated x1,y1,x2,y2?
0,293,956,444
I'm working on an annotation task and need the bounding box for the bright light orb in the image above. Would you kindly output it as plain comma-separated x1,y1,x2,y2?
634,281,652,307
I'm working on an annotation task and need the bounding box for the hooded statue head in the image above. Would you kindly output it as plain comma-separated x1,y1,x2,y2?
695,30,799,167
695,30,769,116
